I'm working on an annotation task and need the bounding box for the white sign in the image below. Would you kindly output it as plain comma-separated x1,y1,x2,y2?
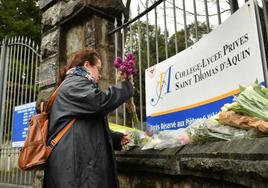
145,0,266,131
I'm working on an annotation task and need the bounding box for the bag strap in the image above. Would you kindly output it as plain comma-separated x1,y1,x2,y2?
44,82,77,148
45,83,64,113
39,83,63,113
49,118,76,148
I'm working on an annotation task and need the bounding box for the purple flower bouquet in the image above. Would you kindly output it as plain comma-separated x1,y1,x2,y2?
114,53,136,80
114,53,140,127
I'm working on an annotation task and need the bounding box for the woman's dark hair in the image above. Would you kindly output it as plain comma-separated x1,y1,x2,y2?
59,48,100,83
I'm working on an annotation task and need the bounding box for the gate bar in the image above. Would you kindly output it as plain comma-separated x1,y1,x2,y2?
108,0,164,35
183,0,188,48
146,0,150,67
173,0,178,53
121,13,126,126
154,0,159,64
216,0,222,25
262,0,268,41
137,11,143,129
204,0,210,33
0,39,9,144
163,0,168,59
193,0,198,41
7,38,16,143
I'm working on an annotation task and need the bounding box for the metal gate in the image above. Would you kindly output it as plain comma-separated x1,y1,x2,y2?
0,36,40,186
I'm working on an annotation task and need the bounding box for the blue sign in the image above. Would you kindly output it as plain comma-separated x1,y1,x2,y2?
12,102,36,147
147,95,234,131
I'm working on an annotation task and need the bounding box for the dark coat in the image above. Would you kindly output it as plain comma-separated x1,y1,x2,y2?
44,75,134,188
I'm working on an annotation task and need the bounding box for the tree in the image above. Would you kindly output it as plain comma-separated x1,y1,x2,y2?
0,0,41,44
168,22,209,57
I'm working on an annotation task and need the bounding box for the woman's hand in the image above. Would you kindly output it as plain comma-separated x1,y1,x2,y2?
120,134,130,146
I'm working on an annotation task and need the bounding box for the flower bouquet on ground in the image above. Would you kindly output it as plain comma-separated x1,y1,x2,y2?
114,53,140,128
109,123,146,150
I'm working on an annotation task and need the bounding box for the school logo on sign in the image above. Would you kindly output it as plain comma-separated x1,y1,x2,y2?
150,66,173,106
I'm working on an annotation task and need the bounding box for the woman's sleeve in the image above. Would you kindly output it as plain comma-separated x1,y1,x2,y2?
61,79,134,116
111,131,124,150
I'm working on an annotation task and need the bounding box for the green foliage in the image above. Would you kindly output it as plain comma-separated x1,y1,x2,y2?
0,0,41,44
233,83,268,121
168,22,208,57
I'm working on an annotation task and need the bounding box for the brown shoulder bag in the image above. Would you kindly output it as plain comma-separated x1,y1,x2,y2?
18,84,76,171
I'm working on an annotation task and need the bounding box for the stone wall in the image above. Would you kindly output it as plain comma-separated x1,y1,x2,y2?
116,137,268,188
118,173,247,188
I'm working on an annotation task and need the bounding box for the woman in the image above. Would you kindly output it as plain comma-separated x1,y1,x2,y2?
44,48,134,188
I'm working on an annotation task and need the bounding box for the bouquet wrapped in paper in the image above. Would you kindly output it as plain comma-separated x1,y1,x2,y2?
109,123,149,150
219,81,268,133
